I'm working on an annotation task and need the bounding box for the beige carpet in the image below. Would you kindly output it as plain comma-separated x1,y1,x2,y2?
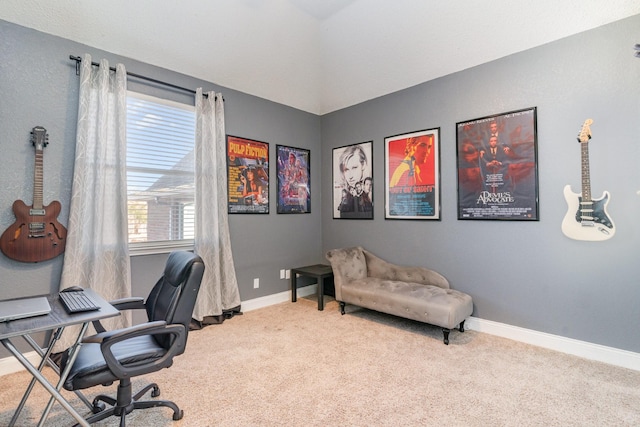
1,296,639,426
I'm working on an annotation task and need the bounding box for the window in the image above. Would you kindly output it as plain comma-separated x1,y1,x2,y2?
126,92,196,254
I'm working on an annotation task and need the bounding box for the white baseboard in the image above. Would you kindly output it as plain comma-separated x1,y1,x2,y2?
240,285,318,312
3,286,638,376
0,350,43,377
465,317,640,372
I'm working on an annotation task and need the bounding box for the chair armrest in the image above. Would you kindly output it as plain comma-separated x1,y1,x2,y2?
92,297,146,333
109,297,146,311
83,321,186,379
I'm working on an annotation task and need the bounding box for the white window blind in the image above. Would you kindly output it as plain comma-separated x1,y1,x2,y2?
126,92,196,253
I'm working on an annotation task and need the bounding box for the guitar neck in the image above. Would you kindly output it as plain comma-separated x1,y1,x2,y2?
580,141,591,202
33,147,44,210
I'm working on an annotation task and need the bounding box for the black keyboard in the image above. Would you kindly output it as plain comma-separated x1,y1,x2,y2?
58,291,99,313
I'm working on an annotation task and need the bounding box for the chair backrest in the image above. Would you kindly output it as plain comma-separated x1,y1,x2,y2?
145,251,205,350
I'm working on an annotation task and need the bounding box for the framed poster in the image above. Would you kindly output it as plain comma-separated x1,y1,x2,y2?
227,135,269,214
332,141,373,219
385,128,440,220
276,145,310,213
456,107,539,220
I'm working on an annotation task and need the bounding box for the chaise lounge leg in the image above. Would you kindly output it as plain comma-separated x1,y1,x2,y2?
339,301,346,315
459,320,465,333
442,328,450,345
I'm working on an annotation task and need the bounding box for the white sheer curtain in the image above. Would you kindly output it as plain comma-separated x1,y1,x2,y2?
193,89,241,322
55,54,131,351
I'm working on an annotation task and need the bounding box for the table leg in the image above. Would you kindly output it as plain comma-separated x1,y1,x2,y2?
20,332,94,412
317,276,324,311
38,322,90,427
9,328,64,427
291,272,298,302
2,339,90,427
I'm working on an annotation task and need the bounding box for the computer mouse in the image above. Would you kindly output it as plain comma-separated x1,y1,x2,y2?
61,286,84,293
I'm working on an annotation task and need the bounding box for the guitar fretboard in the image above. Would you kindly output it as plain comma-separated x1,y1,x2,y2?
580,141,591,202
33,148,44,210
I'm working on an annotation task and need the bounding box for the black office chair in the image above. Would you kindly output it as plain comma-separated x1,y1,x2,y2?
60,251,205,426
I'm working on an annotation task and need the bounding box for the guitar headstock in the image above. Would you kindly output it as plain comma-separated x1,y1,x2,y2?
31,126,49,151
577,119,593,144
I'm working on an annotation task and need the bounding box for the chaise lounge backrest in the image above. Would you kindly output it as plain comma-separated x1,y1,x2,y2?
326,246,450,301
362,249,450,289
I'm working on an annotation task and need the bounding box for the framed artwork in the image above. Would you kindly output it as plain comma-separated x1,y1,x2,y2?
385,128,440,220
332,141,373,219
276,145,310,213
456,107,539,220
226,135,269,214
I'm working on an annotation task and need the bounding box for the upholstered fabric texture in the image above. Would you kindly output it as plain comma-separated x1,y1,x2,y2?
363,249,450,289
326,246,473,331
325,246,368,301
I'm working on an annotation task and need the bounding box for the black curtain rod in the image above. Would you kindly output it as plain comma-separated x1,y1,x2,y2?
69,55,221,100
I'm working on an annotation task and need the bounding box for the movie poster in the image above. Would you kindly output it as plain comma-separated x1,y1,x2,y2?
227,135,269,214
276,145,310,213
456,107,538,220
332,141,373,219
385,128,440,220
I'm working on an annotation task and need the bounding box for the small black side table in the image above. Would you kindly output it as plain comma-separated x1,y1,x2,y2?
290,264,334,311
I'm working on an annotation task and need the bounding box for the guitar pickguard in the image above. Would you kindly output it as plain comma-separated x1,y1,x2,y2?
562,185,615,241
573,194,614,229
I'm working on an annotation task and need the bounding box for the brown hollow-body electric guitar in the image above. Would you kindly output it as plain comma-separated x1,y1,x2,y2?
0,127,67,262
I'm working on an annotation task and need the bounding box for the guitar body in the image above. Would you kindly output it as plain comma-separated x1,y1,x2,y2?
0,199,67,262
561,185,615,241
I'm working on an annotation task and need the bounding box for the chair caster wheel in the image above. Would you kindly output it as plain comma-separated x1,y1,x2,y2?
173,409,184,420
92,402,106,414
151,385,161,397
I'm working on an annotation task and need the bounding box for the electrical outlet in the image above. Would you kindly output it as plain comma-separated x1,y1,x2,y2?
285,269,290,279
280,269,285,279
253,278,259,289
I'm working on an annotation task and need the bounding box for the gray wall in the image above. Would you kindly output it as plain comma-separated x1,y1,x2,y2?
321,15,640,352
0,20,323,354
1,15,639,358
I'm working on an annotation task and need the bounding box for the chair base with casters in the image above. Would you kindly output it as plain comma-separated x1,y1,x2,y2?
60,251,205,426
83,379,182,426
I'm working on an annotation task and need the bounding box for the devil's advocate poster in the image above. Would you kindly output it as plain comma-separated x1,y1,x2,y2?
456,107,538,220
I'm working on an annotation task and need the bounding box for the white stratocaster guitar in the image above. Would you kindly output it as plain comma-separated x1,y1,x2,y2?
561,119,615,241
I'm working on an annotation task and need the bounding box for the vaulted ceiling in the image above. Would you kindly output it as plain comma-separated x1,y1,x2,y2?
2,1,639,114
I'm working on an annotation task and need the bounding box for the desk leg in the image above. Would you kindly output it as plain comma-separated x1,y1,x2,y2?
9,328,64,427
317,276,324,311
37,322,90,427
291,272,298,302
2,339,90,427
21,332,94,411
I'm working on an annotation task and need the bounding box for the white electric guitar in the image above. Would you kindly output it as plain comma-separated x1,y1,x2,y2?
561,119,615,241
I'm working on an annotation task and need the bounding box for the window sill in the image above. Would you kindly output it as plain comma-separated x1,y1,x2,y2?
129,240,194,256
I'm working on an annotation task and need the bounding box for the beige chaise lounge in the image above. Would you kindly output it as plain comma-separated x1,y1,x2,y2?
325,246,473,344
